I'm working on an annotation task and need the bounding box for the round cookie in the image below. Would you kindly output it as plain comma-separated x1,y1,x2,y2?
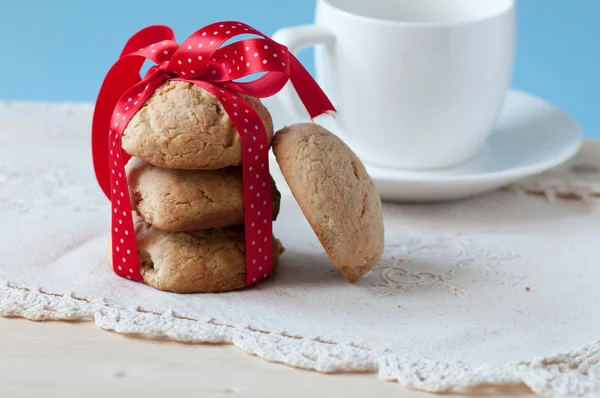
107,212,284,293
122,81,274,170
272,123,384,283
126,158,281,231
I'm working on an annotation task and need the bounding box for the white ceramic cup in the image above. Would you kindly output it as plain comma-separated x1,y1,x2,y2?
273,0,515,170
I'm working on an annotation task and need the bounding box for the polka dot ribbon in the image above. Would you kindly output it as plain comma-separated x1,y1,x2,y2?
92,22,335,286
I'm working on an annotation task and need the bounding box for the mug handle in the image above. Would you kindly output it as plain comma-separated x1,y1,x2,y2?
272,25,335,119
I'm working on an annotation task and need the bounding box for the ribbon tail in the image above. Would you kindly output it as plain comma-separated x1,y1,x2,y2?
92,57,146,199
289,56,336,119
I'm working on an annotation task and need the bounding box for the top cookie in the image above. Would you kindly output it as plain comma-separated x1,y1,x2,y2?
122,81,274,170
273,123,384,283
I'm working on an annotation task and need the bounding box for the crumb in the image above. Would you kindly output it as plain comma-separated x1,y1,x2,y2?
525,287,531,292
276,291,292,297
397,305,401,308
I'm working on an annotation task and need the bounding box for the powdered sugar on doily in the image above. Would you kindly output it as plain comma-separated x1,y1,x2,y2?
0,102,599,397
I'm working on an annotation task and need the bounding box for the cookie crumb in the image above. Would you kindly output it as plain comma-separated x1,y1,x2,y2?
397,305,401,309
525,287,531,292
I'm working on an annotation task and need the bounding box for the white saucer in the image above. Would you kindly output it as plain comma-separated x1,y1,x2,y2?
264,90,582,202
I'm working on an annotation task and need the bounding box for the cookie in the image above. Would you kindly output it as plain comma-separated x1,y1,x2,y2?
126,158,281,231
122,81,274,170
107,212,284,293
272,123,384,282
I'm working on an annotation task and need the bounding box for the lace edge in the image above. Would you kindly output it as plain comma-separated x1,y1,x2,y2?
1,279,598,397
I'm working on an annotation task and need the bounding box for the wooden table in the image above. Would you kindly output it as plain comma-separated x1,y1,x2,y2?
0,317,535,397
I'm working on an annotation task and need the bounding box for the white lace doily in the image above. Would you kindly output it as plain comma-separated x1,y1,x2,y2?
1,102,599,397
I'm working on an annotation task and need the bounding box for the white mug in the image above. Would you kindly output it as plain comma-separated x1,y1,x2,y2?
273,0,515,170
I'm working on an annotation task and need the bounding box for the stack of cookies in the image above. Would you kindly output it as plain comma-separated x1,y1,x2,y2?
108,81,283,293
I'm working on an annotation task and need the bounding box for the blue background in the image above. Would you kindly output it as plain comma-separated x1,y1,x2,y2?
0,1,598,136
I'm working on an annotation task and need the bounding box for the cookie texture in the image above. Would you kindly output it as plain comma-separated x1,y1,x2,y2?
122,81,274,170
107,213,283,293
273,123,384,282
126,158,281,231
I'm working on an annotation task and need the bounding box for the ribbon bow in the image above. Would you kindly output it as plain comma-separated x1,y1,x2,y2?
92,21,334,286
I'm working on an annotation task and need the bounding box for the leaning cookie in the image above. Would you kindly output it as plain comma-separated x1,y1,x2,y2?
273,123,384,283
107,213,284,293
126,158,281,231
121,81,274,170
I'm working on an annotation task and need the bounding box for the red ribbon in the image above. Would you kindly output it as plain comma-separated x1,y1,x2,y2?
92,21,334,286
